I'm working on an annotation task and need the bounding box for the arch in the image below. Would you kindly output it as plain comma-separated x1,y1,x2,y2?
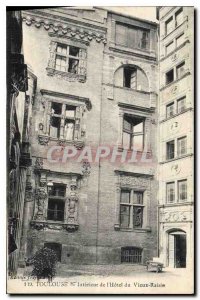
166,228,186,268
166,228,186,234
114,63,150,92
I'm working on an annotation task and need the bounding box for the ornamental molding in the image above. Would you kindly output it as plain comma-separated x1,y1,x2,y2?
30,220,79,232
57,139,85,149
46,67,86,83
22,12,107,44
120,176,149,188
160,210,191,223
38,134,50,145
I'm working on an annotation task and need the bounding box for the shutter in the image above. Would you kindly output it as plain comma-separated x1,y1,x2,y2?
78,48,87,76
47,41,57,69
74,106,81,140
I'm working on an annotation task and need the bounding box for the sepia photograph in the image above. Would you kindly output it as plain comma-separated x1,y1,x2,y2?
6,5,195,295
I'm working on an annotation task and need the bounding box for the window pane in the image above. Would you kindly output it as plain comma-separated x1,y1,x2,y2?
134,191,143,204
138,29,149,49
120,190,130,203
48,183,66,197
55,56,66,71
120,205,130,228
51,102,62,115
50,116,61,138
166,69,174,84
166,41,174,55
133,135,143,151
133,206,143,228
176,33,184,47
167,140,174,159
166,182,175,203
177,137,187,156
64,120,75,140
176,62,185,78
127,26,137,48
47,199,65,221
57,45,67,55
69,46,79,57
133,121,143,133
123,117,132,131
166,103,174,118
65,105,76,118
177,97,186,113
166,17,173,35
68,58,79,74
116,23,127,46
178,180,187,202
123,132,131,149
124,67,137,88
175,9,184,27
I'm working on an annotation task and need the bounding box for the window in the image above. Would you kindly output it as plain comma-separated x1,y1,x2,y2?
166,69,174,85
178,180,187,202
177,136,187,156
47,183,66,222
166,182,175,203
121,247,142,263
166,102,174,118
166,140,175,159
176,62,185,79
115,23,150,50
55,44,81,74
177,97,186,113
124,67,137,89
165,17,173,35
49,102,76,140
175,8,184,27
123,115,144,151
47,41,87,81
120,190,144,229
176,33,184,47
166,41,174,55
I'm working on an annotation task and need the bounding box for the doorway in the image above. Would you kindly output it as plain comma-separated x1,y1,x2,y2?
168,231,186,268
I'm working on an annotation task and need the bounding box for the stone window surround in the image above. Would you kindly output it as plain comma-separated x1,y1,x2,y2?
117,104,152,153
165,178,188,204
46,39,87,83
38,89,91,148
31,170,82,232
164,95,187,120
165,135,187,161
114,171,152,232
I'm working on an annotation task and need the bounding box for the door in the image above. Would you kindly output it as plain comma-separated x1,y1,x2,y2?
175,234,186,268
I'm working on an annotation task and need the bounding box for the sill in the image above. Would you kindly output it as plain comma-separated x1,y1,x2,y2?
46,67,86,83
30,220,79,232
158,202,193,208
160,71,191,91
160,108,193,123
114,224,151,232
38,134,85,149
114,85,150,94
160,153,193,164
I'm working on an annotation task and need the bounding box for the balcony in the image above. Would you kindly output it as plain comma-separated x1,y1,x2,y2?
114,85,156,110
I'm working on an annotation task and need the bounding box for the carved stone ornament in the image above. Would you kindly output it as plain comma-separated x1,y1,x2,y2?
22,14,107,44
46,68,86,83
161,211,190,223
171,85,178,95
82,160,91,176
35,187,47,221
171,53,177,62
120,176,149,188
35,157,43,169
171,163,181,175
57,139,85,149
38,135,50,145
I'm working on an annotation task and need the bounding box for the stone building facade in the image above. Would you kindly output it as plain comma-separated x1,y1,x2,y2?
156,7,194,269
18,7,159,268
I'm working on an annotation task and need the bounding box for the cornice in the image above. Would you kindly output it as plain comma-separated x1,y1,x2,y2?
22,10,107,44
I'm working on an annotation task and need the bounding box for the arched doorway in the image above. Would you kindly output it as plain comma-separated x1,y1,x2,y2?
168,230,186,268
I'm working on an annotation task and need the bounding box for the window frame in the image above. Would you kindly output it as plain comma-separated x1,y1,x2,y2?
166,140,175,160
47,183,66,222
178,179,187,202
165,16,173,35
120,189,144,229
175,8,184,28
177,136,187,157
55,44,80,74
121,247,143,264
166,102,175,118
122,115,145,151
177,96,186,113
166,182,175,204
